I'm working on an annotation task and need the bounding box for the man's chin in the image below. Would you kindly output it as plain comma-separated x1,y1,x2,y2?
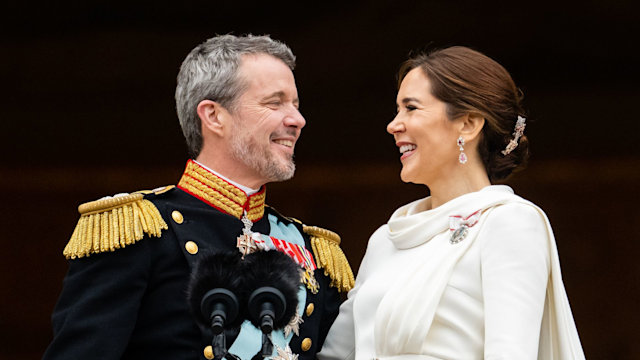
269,161,296,182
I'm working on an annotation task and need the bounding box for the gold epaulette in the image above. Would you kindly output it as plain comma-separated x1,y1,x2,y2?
63,190,169,259
304,225,355,293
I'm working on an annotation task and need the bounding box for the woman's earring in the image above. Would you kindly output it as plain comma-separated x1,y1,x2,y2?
457,136,467,164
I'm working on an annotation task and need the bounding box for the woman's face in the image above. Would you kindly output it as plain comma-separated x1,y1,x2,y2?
387,67,462,186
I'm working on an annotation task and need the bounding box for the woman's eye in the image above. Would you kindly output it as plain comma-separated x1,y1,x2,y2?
406,105,417,111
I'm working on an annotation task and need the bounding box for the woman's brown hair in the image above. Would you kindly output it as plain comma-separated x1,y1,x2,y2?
398,46,529,182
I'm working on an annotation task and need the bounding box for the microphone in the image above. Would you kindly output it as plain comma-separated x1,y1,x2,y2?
248,287,286,334
188,251,244,359
188,248,302,359
241,250,301,358
201,288,239,335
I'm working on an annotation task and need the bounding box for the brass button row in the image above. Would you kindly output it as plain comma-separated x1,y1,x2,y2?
172,210,200,255
297,302,314,352
205,339,311,357
205,338,311,356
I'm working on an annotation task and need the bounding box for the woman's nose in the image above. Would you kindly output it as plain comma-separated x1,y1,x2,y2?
387,115,404,134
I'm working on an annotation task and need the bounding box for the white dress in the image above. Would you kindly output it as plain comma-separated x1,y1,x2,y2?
318,186,584,360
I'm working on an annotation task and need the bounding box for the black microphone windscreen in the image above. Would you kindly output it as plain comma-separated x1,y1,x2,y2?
241,250,301,330
187,251,244,329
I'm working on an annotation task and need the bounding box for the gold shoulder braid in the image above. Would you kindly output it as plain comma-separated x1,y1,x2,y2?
304,225,355,293
63,192,168,259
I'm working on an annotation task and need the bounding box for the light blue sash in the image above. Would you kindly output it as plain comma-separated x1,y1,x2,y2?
228,214,307,359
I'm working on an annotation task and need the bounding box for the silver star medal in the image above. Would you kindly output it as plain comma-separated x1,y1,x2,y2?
273,345,299,360
283,306,304,337
301,268,319,294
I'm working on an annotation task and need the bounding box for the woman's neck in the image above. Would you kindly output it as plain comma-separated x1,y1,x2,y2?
427,161,491,209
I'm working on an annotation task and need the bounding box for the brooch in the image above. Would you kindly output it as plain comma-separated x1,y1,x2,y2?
449,210,481,244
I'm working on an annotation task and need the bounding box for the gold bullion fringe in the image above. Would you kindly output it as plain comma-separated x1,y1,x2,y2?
63,196,168,259
305,225,355,293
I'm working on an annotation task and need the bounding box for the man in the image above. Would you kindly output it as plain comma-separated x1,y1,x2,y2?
44,34,353,360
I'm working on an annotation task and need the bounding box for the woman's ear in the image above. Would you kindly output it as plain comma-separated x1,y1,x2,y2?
197,100,227,137
459,112,485,142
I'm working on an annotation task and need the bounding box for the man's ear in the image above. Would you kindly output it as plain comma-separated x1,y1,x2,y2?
459,112,485,142
197,100,227,137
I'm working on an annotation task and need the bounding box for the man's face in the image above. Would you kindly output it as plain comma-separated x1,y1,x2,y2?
227,53,306,185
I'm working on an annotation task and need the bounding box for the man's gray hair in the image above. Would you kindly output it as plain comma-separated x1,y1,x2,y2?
175,34,296,157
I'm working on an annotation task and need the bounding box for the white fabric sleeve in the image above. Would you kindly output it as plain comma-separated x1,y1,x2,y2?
480,202,551,360
317,289,357,360
318,226,385,360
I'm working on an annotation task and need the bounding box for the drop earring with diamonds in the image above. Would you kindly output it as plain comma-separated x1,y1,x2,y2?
457,136,467,164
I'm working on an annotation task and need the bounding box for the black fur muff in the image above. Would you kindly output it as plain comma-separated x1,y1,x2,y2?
187,251,245,329
240,250,301,330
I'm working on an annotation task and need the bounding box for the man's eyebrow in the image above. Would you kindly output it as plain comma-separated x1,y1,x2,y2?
263,91,299,104
263,91,285,99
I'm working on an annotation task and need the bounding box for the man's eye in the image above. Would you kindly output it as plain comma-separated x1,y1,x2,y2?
406,105,417,111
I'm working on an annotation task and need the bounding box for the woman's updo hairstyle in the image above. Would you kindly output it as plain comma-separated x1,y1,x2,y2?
398,46,529,182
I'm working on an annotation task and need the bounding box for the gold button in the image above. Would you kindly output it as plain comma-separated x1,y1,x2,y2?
185,241,198,255
203,345,214,359
172,210,184,224
301,338,312,352
305,303,314,317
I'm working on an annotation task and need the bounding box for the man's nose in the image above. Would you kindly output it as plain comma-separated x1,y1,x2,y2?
285,108,306,129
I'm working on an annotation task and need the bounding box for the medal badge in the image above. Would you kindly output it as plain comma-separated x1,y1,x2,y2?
236,211,319,292
449,209,481,244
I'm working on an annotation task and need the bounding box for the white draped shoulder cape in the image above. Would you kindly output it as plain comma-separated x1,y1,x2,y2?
319,185,584,360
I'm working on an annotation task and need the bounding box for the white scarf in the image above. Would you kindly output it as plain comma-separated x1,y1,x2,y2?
373,186,584,359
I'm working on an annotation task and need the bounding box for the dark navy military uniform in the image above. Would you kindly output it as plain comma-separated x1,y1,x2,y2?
44,160,352,360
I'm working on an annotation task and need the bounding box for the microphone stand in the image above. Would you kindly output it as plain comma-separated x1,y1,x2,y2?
248,286,287,359
201,288,241,360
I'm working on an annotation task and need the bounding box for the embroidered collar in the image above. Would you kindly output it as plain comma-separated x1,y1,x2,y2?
177,160,266,221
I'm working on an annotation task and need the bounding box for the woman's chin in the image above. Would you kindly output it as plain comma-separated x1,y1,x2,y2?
399,168,415,184
400,168,429,186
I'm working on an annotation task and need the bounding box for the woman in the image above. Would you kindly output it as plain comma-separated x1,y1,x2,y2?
318,47,585,360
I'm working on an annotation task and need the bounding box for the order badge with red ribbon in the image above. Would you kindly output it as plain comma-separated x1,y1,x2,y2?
449,209,481,244
271,237,319,293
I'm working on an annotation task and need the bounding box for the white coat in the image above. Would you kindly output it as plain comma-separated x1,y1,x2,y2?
319,186,584,360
